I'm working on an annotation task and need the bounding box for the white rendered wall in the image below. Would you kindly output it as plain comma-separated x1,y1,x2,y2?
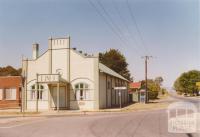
51,38,70,81
69,50,96,110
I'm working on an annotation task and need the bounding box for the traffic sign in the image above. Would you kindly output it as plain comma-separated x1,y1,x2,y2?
196,82,200,87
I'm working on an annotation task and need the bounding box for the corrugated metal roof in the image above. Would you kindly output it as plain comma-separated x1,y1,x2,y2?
99,63,129,81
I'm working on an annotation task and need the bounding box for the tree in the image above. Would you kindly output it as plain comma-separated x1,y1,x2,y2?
141,79,160,99
174,70,200,95
99,49,132,81
0,66,21,76
155,76,164,86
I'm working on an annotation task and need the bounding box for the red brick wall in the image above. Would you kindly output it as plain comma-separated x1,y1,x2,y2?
0,76,22,108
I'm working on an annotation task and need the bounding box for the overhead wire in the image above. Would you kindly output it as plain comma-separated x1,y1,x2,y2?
87,0,142,56
126,0,151,55
87,0,126,46
111,0,144,56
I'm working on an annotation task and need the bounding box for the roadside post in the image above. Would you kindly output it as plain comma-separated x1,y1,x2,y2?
22,76,25,117
21,76,25,117
57,82,60,112
36,74,38,113
141,56,153,104
119,91,121,109
21,56,25,117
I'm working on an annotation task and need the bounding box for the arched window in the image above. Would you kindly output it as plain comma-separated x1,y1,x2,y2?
30,84,44,100
74,83,89,100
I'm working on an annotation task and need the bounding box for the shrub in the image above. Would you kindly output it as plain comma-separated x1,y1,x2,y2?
148,91,158,100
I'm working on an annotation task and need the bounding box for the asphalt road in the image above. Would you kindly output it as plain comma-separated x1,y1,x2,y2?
0,95,199,137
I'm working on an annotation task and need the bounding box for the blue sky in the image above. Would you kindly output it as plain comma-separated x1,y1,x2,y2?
0,0,199,87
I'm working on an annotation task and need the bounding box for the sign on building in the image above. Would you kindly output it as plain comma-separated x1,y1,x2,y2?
37,74,60,83
196,82,200,87
114,87,127,90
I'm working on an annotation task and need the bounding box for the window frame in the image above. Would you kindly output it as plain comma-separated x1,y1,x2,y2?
74,83,90,101
4,88,17,100
30,84,45,100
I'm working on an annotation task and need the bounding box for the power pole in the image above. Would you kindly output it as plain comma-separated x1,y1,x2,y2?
141,56,153,104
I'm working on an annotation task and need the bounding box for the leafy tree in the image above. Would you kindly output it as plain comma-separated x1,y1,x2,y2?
0,66,21,76
141,79,160,99
174,70,200,95
174,78,183,93
99,49,132,81
140,78,167,99
155,76,164,86
161,88,167,95
141,79,160,91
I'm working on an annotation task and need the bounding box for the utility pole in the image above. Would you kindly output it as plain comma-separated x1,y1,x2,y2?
141,56,153,104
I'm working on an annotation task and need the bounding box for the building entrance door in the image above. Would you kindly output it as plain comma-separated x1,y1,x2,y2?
51,86,66,109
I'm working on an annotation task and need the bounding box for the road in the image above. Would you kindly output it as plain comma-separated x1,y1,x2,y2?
0,95,199,137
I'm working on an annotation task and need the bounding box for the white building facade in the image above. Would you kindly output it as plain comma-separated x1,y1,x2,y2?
22,37,129,111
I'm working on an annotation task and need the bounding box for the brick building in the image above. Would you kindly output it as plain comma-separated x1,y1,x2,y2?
0,76,22,108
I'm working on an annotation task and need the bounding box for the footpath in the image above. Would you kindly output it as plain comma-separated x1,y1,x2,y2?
0,94,170,125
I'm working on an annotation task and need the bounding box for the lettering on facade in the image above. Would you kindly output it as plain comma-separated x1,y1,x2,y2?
38,74,59,83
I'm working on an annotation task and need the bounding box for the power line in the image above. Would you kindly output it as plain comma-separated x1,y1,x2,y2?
87,0,126,47
95,0,126,39
111,0,143,56
87,0,141,56
126,0,151,55
94,0,131,47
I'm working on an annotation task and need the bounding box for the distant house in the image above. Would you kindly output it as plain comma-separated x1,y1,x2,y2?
22,37,129,111
129,82,141,90
0,76,22,108
129,82,141,102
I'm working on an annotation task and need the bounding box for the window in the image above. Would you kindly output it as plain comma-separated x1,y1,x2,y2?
39,90,44,100
31,85,36,100
5,88,16,100
80,90,83,100
30,85,44,100
0,89,3,100
31,90,36,100
74,83,90,100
